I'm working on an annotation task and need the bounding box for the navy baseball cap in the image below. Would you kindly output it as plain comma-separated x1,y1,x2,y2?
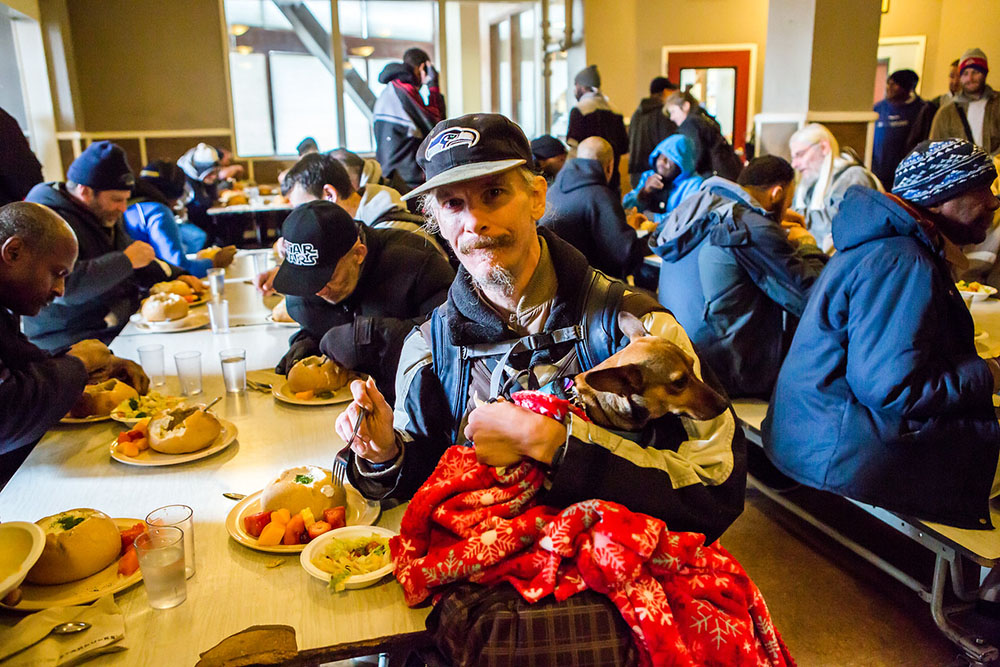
401,113,533,201
272,200,359,296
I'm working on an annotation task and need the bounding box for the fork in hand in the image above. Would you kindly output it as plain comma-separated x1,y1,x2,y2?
333,406,367,487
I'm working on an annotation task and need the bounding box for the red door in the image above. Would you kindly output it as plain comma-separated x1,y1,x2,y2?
666,50,751,152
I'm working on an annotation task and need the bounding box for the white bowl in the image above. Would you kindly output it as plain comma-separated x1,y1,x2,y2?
0,522,45,599
300,525,396,590
959,284,997,303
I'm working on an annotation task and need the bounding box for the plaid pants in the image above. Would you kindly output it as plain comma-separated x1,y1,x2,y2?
425,582,638,667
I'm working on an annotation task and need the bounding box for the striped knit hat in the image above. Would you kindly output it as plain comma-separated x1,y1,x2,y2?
892,139,997,206
959,48,988,75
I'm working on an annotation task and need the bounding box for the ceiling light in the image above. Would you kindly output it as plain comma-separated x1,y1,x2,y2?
230,23,250,36
349,45,375,57
235,45,254,55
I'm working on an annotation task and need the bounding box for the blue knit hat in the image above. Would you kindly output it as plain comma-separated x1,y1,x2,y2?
67,140,134,191
892,139,997,206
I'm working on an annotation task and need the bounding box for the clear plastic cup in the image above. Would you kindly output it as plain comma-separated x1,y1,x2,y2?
138,344,165,387
134,526,186,609
146,505,195,579
174,351,202,396
206,267,225,300
220,348,246,393
208,299,229,333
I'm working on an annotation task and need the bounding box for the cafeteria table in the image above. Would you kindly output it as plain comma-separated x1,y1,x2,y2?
0,253,430,664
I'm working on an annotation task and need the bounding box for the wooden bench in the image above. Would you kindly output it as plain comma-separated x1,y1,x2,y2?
733,398,1000,665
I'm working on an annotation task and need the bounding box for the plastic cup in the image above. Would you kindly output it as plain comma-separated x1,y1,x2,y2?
208,299,229,333
220,348,246,393
174,351,202,396
138,344,165,387
134,526,186,609
146,505,195,579
206,267,225,300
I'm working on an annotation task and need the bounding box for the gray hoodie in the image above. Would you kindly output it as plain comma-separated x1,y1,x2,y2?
355,183,447,258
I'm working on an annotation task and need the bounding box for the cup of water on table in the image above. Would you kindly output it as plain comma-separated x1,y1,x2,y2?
146,505,196,579
134,525,186,609
174,351,203,396
138,344,166,387
206,267,225,300
208,299,230,333
220,348,246,393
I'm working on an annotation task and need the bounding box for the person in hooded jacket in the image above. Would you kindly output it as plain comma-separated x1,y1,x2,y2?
539,136,649,280
566,65,629,195
23,141,183,350
177,142,224,234
665,90,742,180
650,156,826,398
623,133,704,222
628,77,678,189
764,139,1000,529
124,160,236,277
372,48,446,192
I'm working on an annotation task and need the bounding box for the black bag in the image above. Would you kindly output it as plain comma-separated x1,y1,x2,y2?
708,133,744,180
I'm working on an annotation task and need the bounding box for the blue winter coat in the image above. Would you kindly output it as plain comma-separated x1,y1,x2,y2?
651,177,825,397
623,134,704,222
124,201,213,277
763,186,1000,529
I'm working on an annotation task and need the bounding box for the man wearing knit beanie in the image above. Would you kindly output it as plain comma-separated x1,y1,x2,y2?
22,141,179,350
567,64,629,195
765,137,1000,529
931,48,1000,155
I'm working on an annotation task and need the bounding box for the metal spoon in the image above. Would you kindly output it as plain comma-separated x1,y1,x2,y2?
50,621,90,635
203,396,222,412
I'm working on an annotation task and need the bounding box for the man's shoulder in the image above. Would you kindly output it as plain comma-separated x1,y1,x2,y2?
369,227,446,267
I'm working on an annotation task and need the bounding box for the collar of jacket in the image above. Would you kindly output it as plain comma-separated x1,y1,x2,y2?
444,227,590,346
555,158,607,193
956,85,998,105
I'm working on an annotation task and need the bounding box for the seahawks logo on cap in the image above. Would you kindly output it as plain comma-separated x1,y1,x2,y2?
425,127,480,160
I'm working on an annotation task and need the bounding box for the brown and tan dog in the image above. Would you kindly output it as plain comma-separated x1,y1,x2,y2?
573,311,729,431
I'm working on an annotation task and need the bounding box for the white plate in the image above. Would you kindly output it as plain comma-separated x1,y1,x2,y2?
960,285,998,302
300,525,396,590
1,518,144,612
110,418,238,466
272,381,352,406
130,311,210,333
0,522,45,600
226,486,380,554
60,413,112,425
265,314,299,327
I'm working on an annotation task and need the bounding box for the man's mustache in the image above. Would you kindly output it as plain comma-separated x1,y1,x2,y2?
458,234,515,254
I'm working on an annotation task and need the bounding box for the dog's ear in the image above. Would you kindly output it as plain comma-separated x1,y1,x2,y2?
583,364,644,395
617,311,648,342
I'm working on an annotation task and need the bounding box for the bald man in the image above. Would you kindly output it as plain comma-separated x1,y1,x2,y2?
539,136,652,281
0,202,147,482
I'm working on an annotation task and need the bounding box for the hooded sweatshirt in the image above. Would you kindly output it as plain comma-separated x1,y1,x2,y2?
623,134,704,222
764,186,999,528
628,96,677,179
539,157,648,278
567,91,629,194
355,183,447,258
650,177,825,397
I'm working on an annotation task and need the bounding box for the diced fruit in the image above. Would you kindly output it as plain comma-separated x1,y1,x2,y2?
307,520,332,540
243,511,271,538
283,514,306,545
119,523,146,553
323,506,346,529
183,294,196,302
133,437,149,451
270,508,291,526
300,507,316,529
135,419,150,435
294,390,314,400
122,442,139,458
257,521,285,546
118,546,139,576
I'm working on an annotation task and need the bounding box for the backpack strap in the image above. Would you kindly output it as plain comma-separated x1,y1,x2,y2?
576,268,627,371
955,104,977,144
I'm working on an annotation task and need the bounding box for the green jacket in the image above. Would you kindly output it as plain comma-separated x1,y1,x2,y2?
930,86,1000,155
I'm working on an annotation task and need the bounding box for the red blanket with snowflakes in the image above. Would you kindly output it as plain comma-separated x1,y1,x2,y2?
390,393,794,667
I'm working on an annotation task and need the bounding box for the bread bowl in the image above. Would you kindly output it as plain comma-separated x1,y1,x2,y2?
196,246,221,261
148,405,222,454
261,466,345,517
141,292,189,322
150,279,194,297
287,356,349,394
69,379,138,418
26,509,121,585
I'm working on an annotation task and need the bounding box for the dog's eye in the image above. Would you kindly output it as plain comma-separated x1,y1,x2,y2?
670,375,689,391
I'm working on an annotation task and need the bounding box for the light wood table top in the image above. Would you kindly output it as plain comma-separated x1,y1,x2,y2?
0,271,429,664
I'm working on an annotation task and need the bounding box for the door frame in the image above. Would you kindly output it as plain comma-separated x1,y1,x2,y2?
661,43,758,151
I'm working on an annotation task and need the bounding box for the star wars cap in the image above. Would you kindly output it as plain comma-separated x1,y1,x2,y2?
272,200,359,296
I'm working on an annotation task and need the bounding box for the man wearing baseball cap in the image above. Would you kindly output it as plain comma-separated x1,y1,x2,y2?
270,200,453,402
334,113,744,662
23,140,178,349
765,138,1000,529
931,48,1000,155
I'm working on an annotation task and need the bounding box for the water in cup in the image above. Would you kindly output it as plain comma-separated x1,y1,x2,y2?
220,348,246,393
138,344,165,387
135,526,187,609
207,268,225,300
208,299,229,333
174,351,203,396
146,505,196,579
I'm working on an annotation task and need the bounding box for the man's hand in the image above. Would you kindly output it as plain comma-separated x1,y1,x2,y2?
123,241,156,269
67,339,112,373
335,378,398,464
176,274,205,291
780,210,817,246
275,335,320,375
218,164,245,181
103,357,150,395
465,402,567,467
640,173,665,196
253,266,280,296
625,207,649,231
212,245,237,268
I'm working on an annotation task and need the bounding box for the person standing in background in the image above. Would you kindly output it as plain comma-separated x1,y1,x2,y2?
931,48,1000,155
872,69,928,189
566,65,629,195
0,106,43,207
628,76,678,190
